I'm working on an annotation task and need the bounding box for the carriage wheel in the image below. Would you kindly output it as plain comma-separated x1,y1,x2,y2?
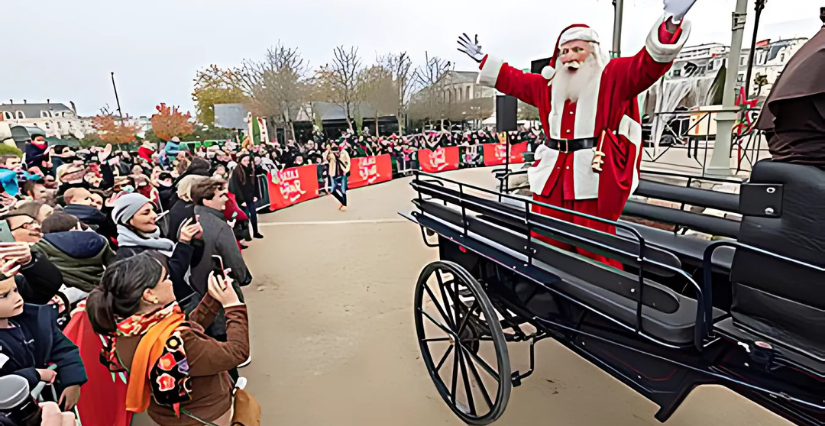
414,261,511,425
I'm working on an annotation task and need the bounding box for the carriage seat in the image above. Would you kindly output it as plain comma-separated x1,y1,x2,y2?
412,196,726,346
729,160,825,360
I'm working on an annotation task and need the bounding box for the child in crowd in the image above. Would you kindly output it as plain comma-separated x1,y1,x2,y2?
0,272,87,411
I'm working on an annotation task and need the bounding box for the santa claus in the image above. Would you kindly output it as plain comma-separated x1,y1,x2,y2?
458,0,697,269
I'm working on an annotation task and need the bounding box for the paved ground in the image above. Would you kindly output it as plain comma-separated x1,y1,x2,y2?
235,167,788,426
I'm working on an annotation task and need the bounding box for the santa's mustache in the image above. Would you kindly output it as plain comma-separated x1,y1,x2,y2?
564,61,582,70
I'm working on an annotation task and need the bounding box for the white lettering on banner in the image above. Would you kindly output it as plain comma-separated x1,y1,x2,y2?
358,157,380,184
429,148,449,171
273,169,306,202
494,144,507,160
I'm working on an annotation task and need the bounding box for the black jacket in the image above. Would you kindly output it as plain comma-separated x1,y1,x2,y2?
228,165,258,206
116,243,196,303
0,304,87,391
62,204,108,229
16,252,64,305
166,200,195,243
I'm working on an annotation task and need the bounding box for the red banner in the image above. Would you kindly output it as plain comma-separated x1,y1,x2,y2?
268,164,320,211
419,146,460,173
349,154,393,189
482,143,529,166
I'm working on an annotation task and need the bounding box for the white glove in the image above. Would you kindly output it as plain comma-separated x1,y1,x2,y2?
457,33,485,63
663,0,697,22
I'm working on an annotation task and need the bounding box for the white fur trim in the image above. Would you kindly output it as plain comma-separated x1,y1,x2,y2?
541,66,556,80
573,150,599,200
559,27,600,45
477,55,505,87
618,114,644,194
528,146,559,195
645,14,692,63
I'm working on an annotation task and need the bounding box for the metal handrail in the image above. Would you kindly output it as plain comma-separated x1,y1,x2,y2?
413,172,707,349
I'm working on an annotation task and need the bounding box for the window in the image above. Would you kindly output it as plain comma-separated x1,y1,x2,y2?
740,56,746,66
16,111,24,119
57,122,63,129
45,122,50,130
41,111,49,118
780,53,785,63
465,86,471,100
2,112,11,120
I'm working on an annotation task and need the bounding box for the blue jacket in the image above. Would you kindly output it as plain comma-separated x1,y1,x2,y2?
0,304,87,391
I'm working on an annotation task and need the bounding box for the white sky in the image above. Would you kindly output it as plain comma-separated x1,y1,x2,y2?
0,0,820,117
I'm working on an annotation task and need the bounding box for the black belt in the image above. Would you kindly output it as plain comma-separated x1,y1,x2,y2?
547,138,596,153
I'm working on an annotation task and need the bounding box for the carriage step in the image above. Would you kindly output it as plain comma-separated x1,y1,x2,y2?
511,371,522,387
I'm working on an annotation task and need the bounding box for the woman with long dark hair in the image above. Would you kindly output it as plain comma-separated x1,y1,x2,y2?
86,253,250,426
228,155,263,239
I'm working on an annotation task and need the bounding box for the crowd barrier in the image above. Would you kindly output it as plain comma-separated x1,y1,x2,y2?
262,142,531,212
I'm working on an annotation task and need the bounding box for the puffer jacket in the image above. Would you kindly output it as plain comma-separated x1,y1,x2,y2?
32,231,116,293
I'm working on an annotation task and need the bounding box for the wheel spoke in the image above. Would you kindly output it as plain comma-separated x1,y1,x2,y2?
457,301,478,336
422,337,453,343
465,349,494,410
460,344,500,382
435,270,457,328
450,347,459,407
457,344,476,416
435,345,453,372
418,308,455,337
424,281,455,330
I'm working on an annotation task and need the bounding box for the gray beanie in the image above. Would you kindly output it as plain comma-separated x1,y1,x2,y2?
112,193,152,225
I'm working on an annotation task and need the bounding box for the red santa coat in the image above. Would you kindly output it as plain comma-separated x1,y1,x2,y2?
477,15,690,266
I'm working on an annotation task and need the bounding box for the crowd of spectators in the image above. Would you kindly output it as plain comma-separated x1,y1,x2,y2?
0,134,261,426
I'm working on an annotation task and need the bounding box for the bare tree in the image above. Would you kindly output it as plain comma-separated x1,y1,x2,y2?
378,52,414,134
315,46,363,130
409,52,454,130
358,64,399,136
233,42,309,141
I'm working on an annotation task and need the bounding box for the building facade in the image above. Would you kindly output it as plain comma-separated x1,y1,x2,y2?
0,101,92,140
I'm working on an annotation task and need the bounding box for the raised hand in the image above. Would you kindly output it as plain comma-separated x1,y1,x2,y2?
457,33,485,63
663,0,697,21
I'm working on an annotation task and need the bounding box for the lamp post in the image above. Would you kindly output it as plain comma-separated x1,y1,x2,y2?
706,0,748,177
611,0,624,58
744,0,768,98
110,72,124,121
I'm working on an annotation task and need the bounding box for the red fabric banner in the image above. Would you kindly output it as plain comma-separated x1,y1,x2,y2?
419,146,460,173
268,164,320,211
482,142,530,166
349,154,393,189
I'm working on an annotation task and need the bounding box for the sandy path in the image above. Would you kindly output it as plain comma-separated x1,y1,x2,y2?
235,168,789,426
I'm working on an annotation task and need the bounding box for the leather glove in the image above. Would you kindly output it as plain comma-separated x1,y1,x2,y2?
457,33,485,63
663,0,697,22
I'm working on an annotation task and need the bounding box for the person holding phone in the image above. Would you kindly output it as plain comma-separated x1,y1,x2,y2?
113,194,201,304
86,253,250,426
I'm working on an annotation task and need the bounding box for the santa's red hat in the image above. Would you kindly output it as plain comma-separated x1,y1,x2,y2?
541,24,601,80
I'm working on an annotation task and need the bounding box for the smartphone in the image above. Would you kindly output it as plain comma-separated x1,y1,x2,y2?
211,255,228,291
0,220,14,243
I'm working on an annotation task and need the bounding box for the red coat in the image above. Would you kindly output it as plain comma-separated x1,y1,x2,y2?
478,15,690,220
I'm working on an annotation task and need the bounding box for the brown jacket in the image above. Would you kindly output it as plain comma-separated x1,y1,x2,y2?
326,149,351,176
116,295,249,425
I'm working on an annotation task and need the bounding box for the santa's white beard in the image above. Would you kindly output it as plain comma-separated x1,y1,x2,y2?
554,54,603,103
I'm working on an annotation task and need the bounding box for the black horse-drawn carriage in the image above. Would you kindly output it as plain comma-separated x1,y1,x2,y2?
400,160,825,425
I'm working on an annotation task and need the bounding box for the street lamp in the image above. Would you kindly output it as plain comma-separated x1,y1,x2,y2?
744,0,768,97
611,0,624,58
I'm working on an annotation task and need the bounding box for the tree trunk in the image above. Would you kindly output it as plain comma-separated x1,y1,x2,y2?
396,116,404,135
289,120,296,141
375,114,380,137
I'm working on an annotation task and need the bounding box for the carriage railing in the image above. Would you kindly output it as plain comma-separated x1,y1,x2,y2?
412,171,711,350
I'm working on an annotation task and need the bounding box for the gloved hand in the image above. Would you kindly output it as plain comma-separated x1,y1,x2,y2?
663,0,697,21
457,33,485,63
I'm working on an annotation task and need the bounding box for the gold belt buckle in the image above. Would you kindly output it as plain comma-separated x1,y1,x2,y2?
557,138,569,153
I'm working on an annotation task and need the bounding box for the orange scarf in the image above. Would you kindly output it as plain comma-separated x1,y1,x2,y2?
124,312,185,413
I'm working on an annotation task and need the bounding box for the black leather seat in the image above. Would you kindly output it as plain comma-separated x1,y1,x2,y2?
413,197,724,346
616,223,735,272
728,161,825,360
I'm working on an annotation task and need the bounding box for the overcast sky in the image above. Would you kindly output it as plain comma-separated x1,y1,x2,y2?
1,0,820,117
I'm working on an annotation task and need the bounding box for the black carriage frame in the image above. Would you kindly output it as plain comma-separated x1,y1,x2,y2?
405,170,825,426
